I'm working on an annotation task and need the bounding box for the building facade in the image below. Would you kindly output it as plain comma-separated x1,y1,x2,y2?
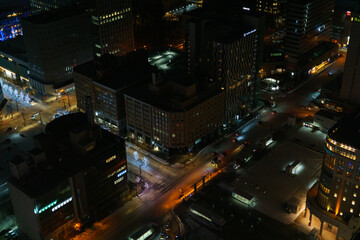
21,9,94,95
306,111,360,240
8,113,128,240
284,0,335,78
91,0,134,57
213,29,257,121
73,50,150,135
339,14,360,104
124,73,225,153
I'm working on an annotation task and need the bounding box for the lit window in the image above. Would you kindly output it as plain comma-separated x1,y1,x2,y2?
350,208,354,213
356,185,359,189
334,193,337,197
340,212,343,216
106,155,116,163
354,193,357,197
343,197,346,201
352,201,355,205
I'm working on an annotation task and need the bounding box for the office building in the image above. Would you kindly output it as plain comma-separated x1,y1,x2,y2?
284,0,336,78
0,37,30,84
21,9,93,95
184,8,260,121
29,0,75,14
305,110,360,240
28,0,134,57
255,0,279,14
0,84,6,110
73,50,151,135
0,10,30,41
90,0,134,57
8,113,128,240
124,51,225,153
340,14,360,104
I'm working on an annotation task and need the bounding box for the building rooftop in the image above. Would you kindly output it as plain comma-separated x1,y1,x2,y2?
315,109,343,120
328,109,360,149
0,36,27,62
22,8,87,25
74,50,151,90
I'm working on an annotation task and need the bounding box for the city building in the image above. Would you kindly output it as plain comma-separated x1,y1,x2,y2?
284,0,336,79
124,52,225,154
90,0,134,57
184,7,262,121
28,0,134,57
331,1,358,45
255,0,279,14
21,9,94,95
305,110,360,240
73,50,151,135
0,36,30,85
0,10,30,41
340,13,360,104
313,109,343,133
8,113,128,240
29,0,75,14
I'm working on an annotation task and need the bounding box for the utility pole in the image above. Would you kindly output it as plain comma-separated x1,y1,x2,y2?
39,111,43,125
22,112,26,126
67,94,71,107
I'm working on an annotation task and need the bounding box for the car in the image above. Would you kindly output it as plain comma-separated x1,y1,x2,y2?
220,152,226,157
257,121,263,125
210,152,218,156
272,111,277,115
165,224,170,231
33,112,39,116
159,233,165,240
241,141,251,147
30,115,36,119
232,138,238,143
234,132,239,136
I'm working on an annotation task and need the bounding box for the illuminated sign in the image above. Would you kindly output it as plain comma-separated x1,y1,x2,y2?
35,200,58,214
105,155,116,163
266,139,273,147
107,165,126,178
52,197,73,212
114,176,124,185
351,17,360,22
243,7,250,11
347,11,351,17
243,29,256,37
117,169,127,178
190,208,212,222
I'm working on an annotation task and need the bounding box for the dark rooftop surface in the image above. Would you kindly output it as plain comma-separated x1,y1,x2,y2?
45,112,90,136
74,51,151,90
315,109,343,120
0,36,27,62
22,8,86,24
328,110,360,148
8,166,69,199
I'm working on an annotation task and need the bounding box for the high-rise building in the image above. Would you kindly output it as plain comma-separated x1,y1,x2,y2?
29,0,74,14
256,0,279,14
306,110,360,240
184,8,260,121
124,50,225,153
73,50,151,135
8,113,128,240
284,0,336,78
28,0,134,57
21,9,94,95
90,0,134,57
339,14,360,104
